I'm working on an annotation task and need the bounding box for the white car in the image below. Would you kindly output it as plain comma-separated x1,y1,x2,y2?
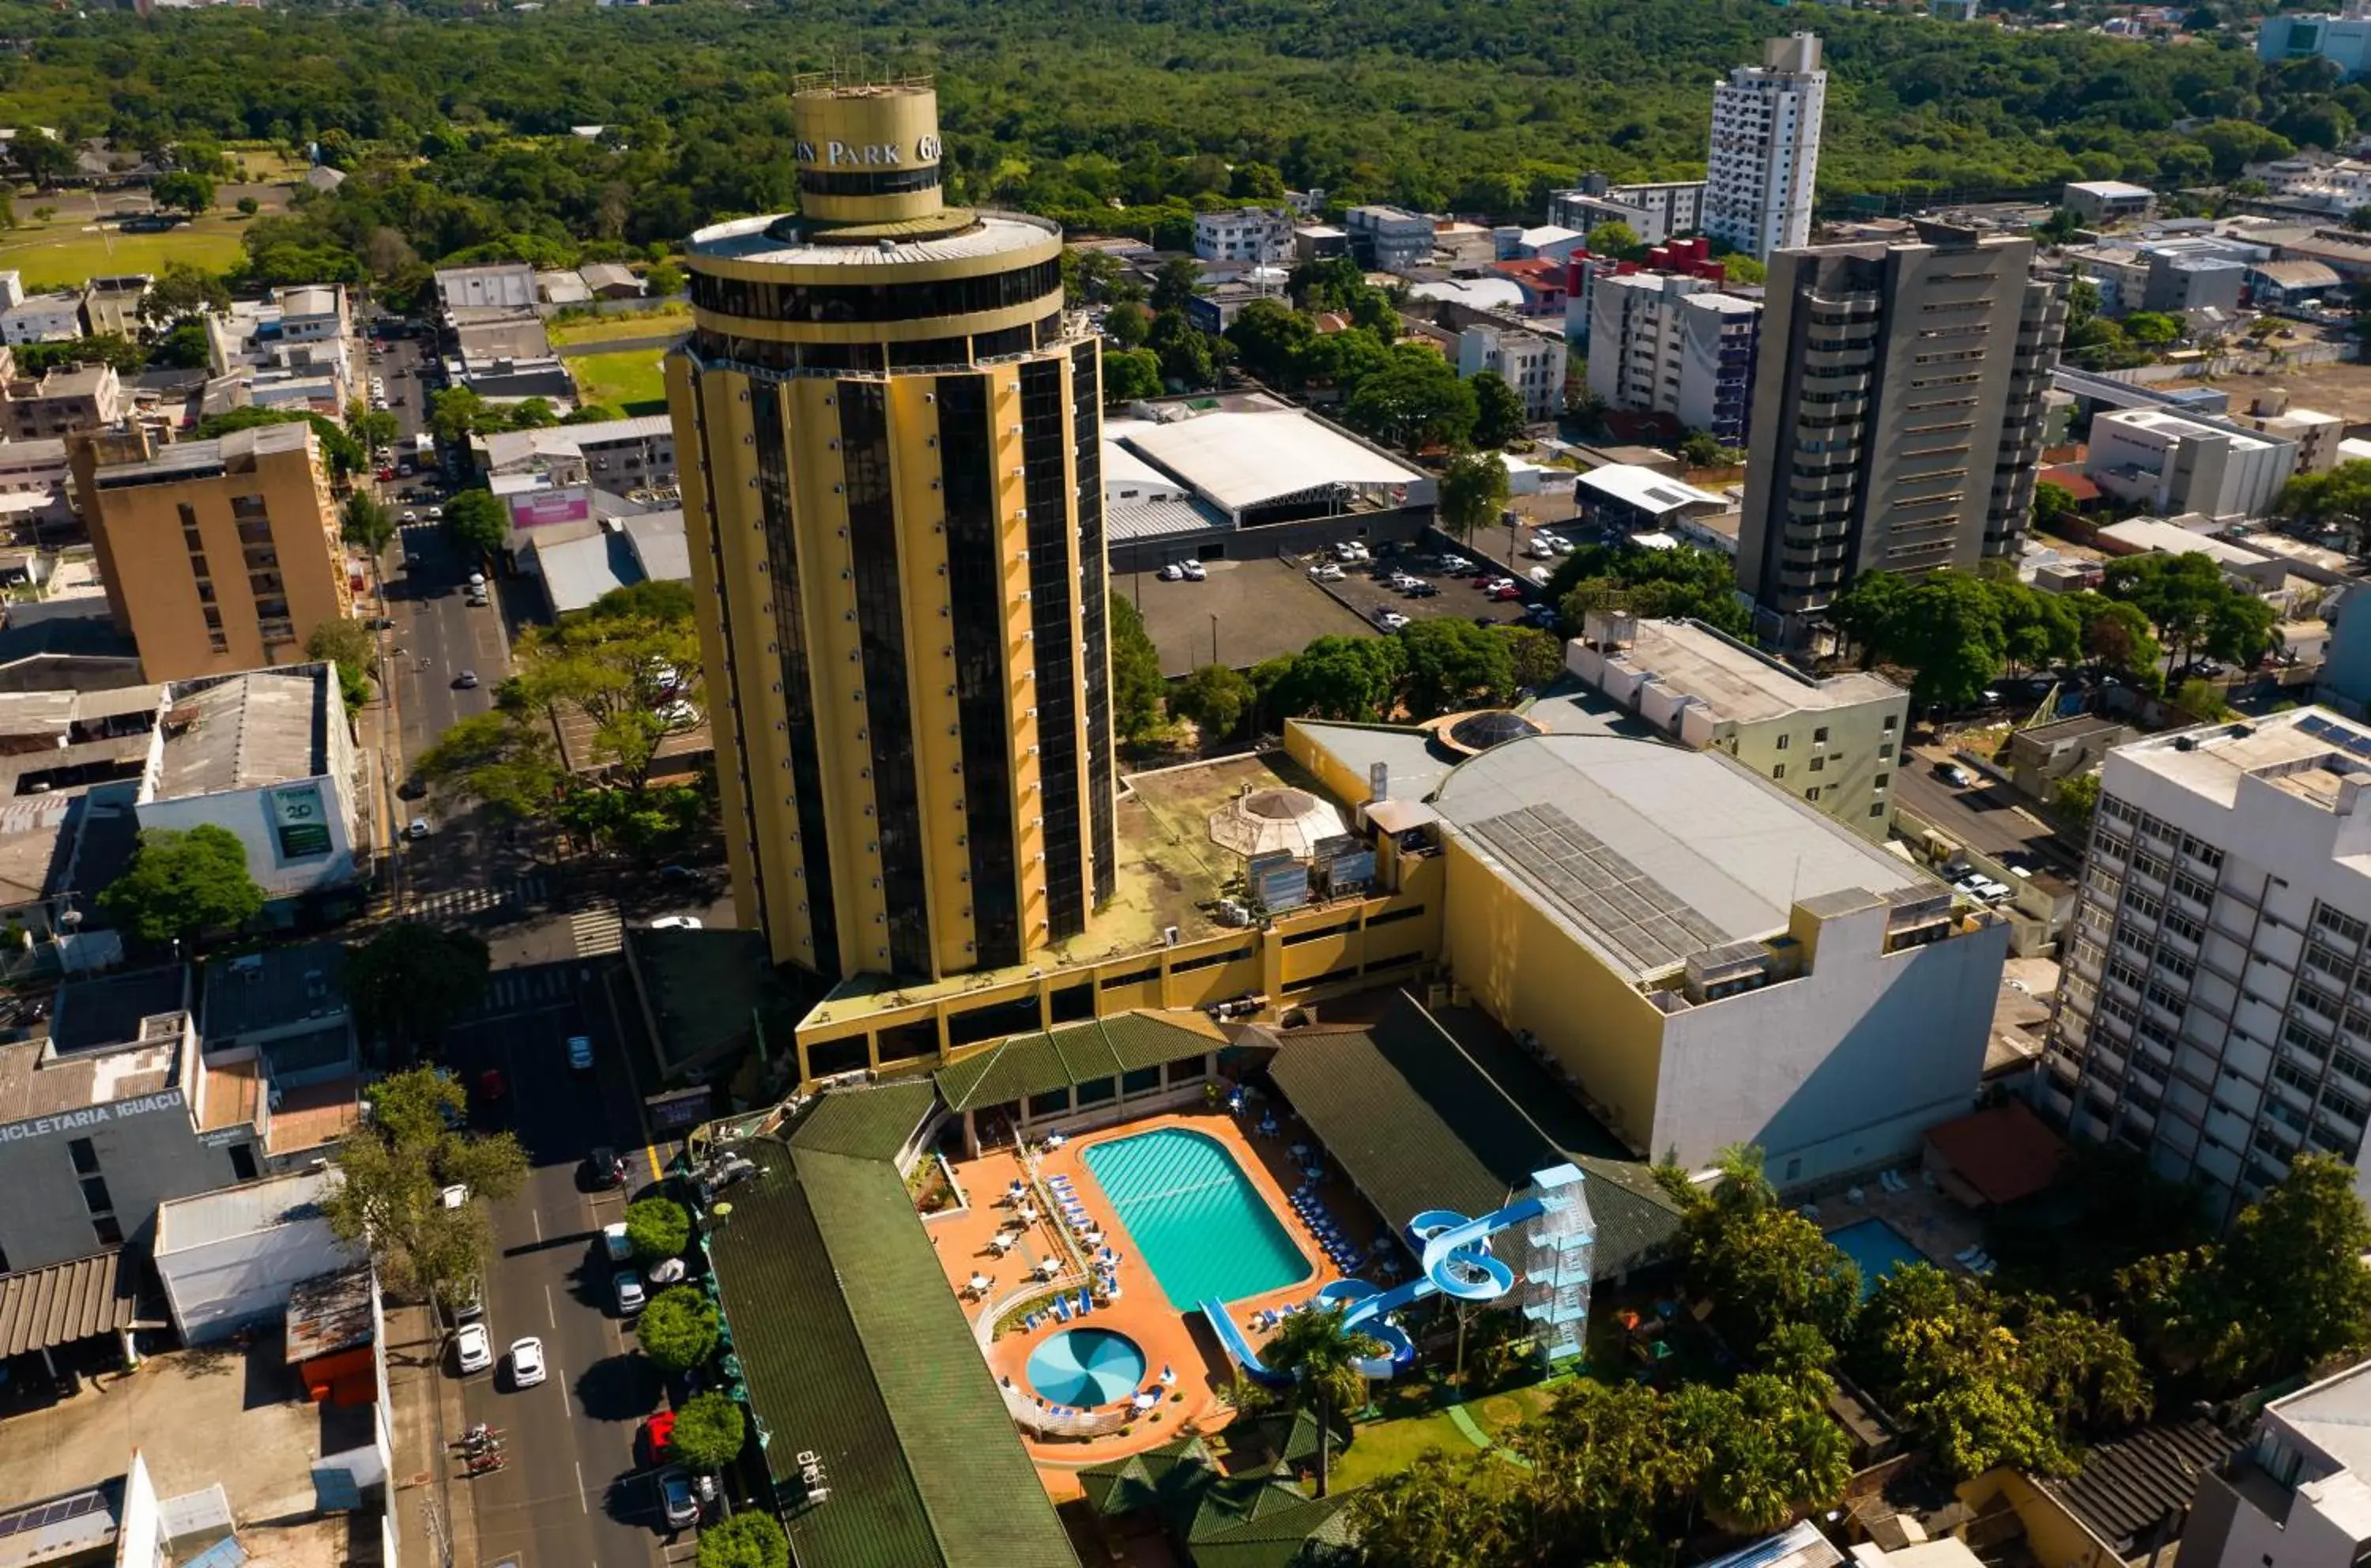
1374,610,1411,631
454,1323,492,1374
439,1182,469,1208
1157,563,1184,582
614,1270,647,1316
1438,555,1473,574
1180,560,1207,581
1523,539,1556,559
603,1221,633,1264
1333,541,1370,562
1385,571,1420,591
1307,563,1344,582
408,816,432,839
508,1336,545,1389
399,509,418,524
647,914,703,930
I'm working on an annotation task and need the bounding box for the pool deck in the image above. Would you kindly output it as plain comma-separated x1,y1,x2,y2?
1808,1166,1986,1279
934,1106,1378,1487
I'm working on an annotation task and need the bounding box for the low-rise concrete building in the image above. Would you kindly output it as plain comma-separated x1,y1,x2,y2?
1344,205,1435,273
2094,517,2295,596
1,360,123,442
2006,714,2135,802
1566,612,1910,838
198,940,357,1091
153,1166,360,1343
1549,175,1707,247
78,274,149,337
1193,208,1294,265
2188,1358,2371,1568
2083,408,2294,522
135,666,364,905
2064,180,2158,226
1457,322,1566,423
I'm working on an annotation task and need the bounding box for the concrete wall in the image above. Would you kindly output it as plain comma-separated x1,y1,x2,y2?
1957,1469,2125,1568
1655,897,2004,1182
135,768,360,903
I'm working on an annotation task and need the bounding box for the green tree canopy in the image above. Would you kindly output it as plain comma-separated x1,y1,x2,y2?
1343,346,1479,453
1468,371,1528,447
342,490,395,555
624,1196,692,1261
1171,662,1254,740
1437,450,1511,542
2101,550,2277,673
322,1067,527,1305
2278,459,2371,552
150,170,215,215
1260,1303,1383,1496
1397,617,1514,718
1494,624,1563,688
696,1513,788,1568
340,922,492,1053
668,1390,746,1471
1549,540,1748,638
1110,596,1167,743
99,824,264,945
1270,635,1407,721
443,490,508,558
638,1284,722,1374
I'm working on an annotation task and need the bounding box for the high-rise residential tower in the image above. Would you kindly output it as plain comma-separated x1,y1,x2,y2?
2043,708,2371,1227
1704,32,1827,260
1736,221,2066,631
668,79,1114,983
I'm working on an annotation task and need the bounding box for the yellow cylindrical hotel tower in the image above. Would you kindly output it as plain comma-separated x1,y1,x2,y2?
668,79,1116,983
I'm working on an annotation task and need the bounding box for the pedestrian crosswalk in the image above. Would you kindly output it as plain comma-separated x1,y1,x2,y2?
571,903,624,957
407,875,548,924
474,964,581,1013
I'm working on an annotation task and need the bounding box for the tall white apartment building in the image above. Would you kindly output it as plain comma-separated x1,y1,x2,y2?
1457,323,1567,423
1192,208,1295,265
1587,273,1763,445
2044,708,2371,1227
1705,32,1827,260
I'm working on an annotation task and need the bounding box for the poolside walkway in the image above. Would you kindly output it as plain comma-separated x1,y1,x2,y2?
934,1104,1382,1483
1806,1166,1986,1283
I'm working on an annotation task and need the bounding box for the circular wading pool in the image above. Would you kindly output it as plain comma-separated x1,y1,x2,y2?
1025,1327,1148,1407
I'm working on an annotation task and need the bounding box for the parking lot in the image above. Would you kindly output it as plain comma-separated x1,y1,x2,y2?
1115,556,1372,677
1299,541,1563,635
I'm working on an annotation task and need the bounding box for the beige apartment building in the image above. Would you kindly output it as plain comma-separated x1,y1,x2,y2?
1566,612,1910,839
72,423,352,680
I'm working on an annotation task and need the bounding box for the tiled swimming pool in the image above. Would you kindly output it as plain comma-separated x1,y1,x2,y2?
1828,1216,1924,1298
1083,1128,1310,1310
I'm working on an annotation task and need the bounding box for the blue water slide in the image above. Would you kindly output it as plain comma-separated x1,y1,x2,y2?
1198,1193,1549,1386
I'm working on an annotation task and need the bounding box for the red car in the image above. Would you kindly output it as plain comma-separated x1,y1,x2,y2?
1490,585,1525,601
376,466,396,481
639,1411,677,1466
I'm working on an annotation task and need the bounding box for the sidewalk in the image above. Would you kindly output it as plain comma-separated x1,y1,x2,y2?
385,1299,481,1568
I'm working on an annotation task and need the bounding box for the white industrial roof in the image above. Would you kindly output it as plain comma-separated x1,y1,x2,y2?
2096,518,2277,566
2098,407,2274,451
1608,620,1905,723
1118,409,1425,514
2068,179,2155,200
1518,224,1587,250
155,1166,341,1256
1408,277,1527,311
1577,464,1725,514
1100,419,1178,491
1431,733,1925,979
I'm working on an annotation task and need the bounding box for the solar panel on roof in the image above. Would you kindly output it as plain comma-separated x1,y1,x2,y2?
0,1490,109,1540
1465,804,1728,971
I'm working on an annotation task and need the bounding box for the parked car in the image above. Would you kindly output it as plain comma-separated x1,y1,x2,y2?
1523,538,1557,560
604,1222,634,1265
1179,560,1207,581
1307,563,1344,582
508,1336,545,1389
1489,584,1525,601
647,915,703,930
1404,582,1440,597
453,669,479,689
1438,555,1473,574
1158,563,1183,581
1333,541,1370,562
567,1035,595,1072
1374,609,1411,631
585,1147,628,1189
614,1269,647,1316
1934,761,1976,788
454,1323,493,1374
407,816,433,839
1480,577,1515,594
658,1467,699,1530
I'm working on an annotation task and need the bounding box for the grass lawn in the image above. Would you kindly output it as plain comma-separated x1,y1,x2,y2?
569,348,669,415
0,212,248,290
1328,1375,1572,1491
550,303,691,347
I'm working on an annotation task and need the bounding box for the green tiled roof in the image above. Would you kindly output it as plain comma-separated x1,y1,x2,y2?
934,1012,1221,1112
1079,1439,1359,1568
1263,994,1683,1280
1191,1489,1360,1568
706,1119,1076,1568
788,1080,937,1159
1077,1435,1218,1518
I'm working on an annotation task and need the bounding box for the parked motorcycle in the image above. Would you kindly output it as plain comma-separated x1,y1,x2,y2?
464,1453,506,1476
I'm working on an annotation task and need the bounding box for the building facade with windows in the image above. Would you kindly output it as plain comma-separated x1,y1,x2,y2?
1549,176,1707,248
1704,32,1827,261
1586,273,1763,445
1566,612,1909,839
71,423,352,682
1192,208,1294,265
1736,221,2066,632
2041,709,2371,1227
669,79,1116,984
1456,323,1566,423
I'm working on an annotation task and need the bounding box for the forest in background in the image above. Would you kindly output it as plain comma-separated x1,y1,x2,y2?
0,0,2359,286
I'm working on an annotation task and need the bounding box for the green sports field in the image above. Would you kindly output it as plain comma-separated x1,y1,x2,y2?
568,349,669,415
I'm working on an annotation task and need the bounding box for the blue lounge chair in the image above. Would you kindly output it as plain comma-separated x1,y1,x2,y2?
1076,1288,1092,1315
1053,1296,1071,1322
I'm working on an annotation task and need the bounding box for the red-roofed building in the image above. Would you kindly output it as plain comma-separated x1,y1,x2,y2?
1566,238,1736,345
1921,1099,2069,1208
1490,258,1570,316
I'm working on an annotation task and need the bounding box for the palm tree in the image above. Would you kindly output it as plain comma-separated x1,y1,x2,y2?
1261,1305,1385,1496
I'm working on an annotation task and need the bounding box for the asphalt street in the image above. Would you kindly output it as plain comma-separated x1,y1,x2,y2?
440,971,674,1568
